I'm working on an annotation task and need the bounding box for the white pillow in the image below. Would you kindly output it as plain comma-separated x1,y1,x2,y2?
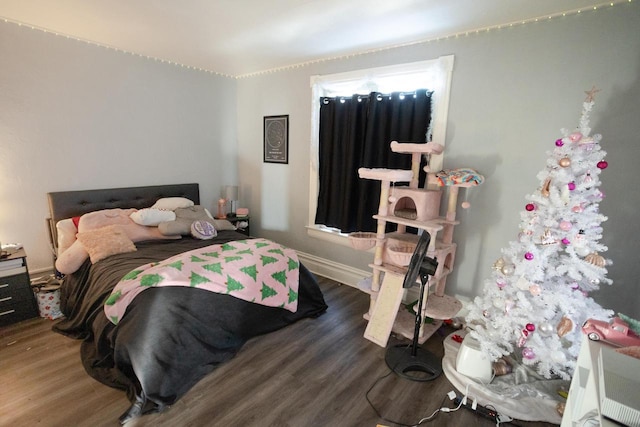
56,219,78,256
130,208,177,226
151,197,194,210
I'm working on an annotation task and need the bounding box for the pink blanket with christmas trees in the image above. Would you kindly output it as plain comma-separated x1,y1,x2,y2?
104,238,299,325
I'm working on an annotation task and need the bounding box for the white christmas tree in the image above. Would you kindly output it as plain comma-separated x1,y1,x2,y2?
466,88,613,380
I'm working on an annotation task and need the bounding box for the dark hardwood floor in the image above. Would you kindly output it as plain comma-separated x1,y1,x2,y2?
0,276,560,427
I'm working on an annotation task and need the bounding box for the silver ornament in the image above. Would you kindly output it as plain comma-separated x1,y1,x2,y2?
551,350,567,364
575,246,590,257
501,263,515,276
539,322,554,336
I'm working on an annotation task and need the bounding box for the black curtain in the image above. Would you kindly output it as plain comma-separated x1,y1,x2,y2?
315,89,433,233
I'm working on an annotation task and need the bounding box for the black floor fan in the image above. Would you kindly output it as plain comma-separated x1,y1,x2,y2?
385,231,442,382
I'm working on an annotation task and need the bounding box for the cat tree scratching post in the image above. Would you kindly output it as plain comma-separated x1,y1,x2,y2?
390,141,444,234
358,168,413,293
351,141,484,347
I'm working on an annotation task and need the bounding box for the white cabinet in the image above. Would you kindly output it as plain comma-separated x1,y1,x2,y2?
562,334,640,426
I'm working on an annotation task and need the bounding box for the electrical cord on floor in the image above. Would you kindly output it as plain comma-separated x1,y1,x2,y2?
412,394,462,425
365,362,465,427
452,400,524,427
483,404,519,427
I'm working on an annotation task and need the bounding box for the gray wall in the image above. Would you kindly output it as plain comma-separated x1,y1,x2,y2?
237,3,640,318
0,21,238,271
1,4,637,319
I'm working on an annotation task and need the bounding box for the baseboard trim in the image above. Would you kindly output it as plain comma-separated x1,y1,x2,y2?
297,251,370,288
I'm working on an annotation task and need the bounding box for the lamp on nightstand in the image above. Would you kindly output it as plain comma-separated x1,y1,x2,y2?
224,185,239,217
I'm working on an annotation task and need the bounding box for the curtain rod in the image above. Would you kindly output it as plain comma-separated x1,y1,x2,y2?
322,90,432,103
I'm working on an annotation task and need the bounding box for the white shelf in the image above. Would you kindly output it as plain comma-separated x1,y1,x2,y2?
561,334,640,427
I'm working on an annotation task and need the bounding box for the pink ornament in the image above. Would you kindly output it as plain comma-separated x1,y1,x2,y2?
496,279,507,289
522,347,536,359
569,132,583,142
555,138,564,147
561,237,571,245
525,203,535,211
572,204,583,213
522,329,529,338
597,160,608,169
568,182,576,191
559,220,572,231
518,336,527,347
524,252,534,260
526,323,536,332
529,284,542,296
461,201,471,209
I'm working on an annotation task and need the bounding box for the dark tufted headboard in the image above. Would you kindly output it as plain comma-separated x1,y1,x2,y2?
47,183,200,251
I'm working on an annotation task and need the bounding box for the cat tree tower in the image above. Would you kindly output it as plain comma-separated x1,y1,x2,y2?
349,140,484,347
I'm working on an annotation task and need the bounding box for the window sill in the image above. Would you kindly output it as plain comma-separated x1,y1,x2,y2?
306,225,352,248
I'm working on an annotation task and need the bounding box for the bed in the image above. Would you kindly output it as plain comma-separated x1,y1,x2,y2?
47,183,328,423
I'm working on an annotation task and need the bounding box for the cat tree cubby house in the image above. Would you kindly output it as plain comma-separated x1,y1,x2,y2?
349,141,484,347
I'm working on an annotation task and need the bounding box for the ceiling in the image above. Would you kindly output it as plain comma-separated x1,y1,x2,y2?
0,0,616,77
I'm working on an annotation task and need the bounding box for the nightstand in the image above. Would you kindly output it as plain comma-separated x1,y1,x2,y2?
227,216,250,236
0,249,39,326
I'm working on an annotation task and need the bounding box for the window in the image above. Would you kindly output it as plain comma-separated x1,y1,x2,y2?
308,55,454,244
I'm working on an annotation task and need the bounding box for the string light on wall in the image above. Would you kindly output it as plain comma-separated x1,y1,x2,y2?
236,0,633,78
0,16,233,78
1,0,634,79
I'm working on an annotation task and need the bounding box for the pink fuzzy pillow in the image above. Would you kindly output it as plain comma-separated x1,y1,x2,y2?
56,209,182,274
76,224,136,264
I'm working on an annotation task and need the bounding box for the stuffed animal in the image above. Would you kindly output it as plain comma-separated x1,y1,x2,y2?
158,206,236,236
55,208,179,275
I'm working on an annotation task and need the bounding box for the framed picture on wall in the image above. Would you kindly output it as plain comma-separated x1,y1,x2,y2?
263,115,289,164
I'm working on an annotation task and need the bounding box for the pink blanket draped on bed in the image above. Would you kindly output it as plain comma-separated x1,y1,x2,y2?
104,238,300,324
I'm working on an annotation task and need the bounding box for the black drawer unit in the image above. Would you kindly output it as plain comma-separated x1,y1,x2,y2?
226,216,250,236
0,249,39,327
